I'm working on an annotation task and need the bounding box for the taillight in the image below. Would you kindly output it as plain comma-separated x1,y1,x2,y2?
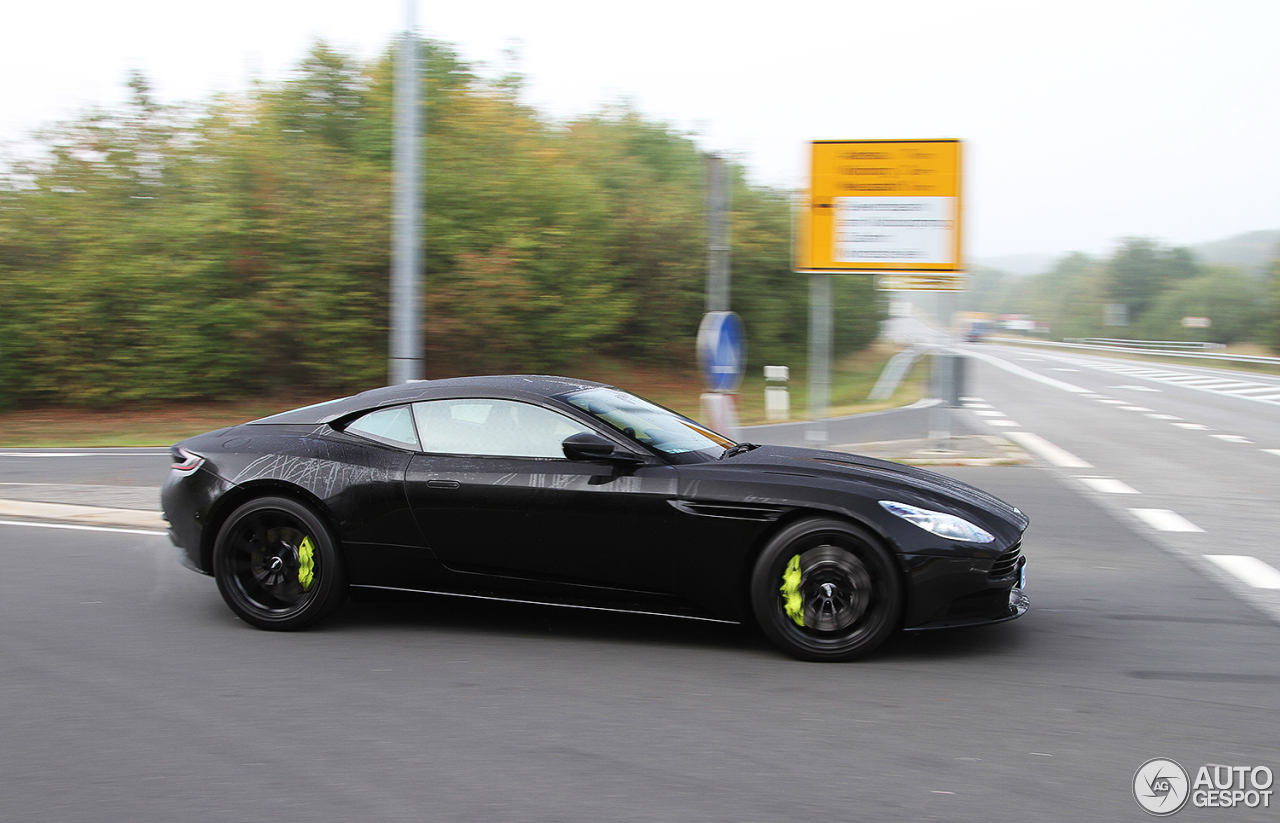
171,447,205,475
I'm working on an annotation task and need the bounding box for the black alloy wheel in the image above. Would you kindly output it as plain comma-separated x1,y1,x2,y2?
750,518,902,661
212,496,347,630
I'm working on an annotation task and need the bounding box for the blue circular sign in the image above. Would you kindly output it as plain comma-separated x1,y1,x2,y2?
697,311,746,392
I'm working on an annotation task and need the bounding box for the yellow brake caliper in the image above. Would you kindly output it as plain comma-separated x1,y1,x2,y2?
780,554,804,626
298,536,316,591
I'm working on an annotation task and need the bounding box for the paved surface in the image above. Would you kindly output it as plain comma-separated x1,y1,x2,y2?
2,463,1278,822
0,481,164,529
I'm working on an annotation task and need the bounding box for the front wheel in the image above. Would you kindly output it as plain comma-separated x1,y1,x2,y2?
750,518,902,661
212,496,347,630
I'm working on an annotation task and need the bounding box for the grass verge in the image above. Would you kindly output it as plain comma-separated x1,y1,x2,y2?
0,343,926,447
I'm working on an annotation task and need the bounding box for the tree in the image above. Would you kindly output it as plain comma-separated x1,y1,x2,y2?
1136,267,1265,345
1106,237,1200,323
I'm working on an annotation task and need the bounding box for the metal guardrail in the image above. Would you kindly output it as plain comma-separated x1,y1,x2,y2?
868,345,925,400
990,336,1280,367
1065,337,1226,351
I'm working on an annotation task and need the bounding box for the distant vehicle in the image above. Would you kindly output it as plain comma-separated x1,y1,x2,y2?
957,311,995,342
162,375,1028,661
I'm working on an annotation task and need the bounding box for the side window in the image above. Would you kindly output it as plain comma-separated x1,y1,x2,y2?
411,399,591,458
345,406,420,450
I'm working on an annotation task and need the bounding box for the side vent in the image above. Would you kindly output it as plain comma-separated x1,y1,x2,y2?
670,500,790,521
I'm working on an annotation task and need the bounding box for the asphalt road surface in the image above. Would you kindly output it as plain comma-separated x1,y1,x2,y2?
957,339,1280,624
2,444,1278,821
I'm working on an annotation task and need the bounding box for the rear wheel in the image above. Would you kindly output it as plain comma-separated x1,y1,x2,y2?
750,518,902,661
213,496,347,630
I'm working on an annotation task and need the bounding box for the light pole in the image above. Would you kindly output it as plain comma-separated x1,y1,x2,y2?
389,0,424,384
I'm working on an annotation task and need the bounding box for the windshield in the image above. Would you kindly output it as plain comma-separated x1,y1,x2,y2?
562,387,733,458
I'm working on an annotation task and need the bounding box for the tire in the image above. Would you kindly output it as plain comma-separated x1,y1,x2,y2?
212,496,347,630
750,518,902,661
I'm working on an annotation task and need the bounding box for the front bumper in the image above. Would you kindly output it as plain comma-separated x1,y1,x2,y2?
902,548,1028,630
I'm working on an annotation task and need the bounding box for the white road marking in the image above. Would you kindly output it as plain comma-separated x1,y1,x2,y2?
963,349,1090,394
1172,422,1211,430
1204,555,1280,590
1160,376,1225,385
1119,406,1153,411
0,451,168,458
1211,434,1252,443
971,410,1006,417
1078,477,1140,494
0,519,166,536
1182,380,1256,390
987,419,1020,427
1265,450,1280,458
1145,414,1182,420
1096,399,1129,404
1063,360,1280,404
963,403,994,409
1130,509,1204,533
1005,432,1093,468
1049,368,1080,372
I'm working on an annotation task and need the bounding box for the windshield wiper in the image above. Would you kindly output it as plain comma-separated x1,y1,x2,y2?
721,442,761,459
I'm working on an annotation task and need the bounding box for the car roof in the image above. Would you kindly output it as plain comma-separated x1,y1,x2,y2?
248,375,611,425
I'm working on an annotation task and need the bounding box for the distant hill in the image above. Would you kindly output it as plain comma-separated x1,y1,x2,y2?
974,228,1279,277
1189,229,1280,274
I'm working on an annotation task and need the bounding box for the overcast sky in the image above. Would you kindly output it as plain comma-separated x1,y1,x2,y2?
3,0,1278,260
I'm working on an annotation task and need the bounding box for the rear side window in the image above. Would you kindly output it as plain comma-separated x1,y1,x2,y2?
345,406,420,450
411,398,589,458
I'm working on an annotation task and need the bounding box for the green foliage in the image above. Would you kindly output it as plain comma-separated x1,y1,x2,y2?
1268,252,1280,352
963,239,1276,346
0,38,882,409
1105,237,1198,323
1134,266,1265,345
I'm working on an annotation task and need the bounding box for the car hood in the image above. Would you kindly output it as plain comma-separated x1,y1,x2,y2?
715,444,1029,531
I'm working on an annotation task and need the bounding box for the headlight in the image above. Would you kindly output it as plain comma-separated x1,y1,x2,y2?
879,500,995,543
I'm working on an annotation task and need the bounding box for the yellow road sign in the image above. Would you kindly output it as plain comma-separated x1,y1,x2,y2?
875,274,968,291
797,140,963,274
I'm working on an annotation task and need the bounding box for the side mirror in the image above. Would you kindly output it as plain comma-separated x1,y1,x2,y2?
562,432,643,464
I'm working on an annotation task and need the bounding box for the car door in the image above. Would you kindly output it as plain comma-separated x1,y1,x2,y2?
404,397,683,594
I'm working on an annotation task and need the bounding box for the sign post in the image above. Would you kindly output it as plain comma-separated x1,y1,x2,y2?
795,140,965,439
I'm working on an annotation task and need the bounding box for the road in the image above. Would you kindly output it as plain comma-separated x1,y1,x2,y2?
2,374,1280,820
955,339,1280,622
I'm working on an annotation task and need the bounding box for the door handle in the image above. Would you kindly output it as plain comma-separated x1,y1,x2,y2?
426,479,461,489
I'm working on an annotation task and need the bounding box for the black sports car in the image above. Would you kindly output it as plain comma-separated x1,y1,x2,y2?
162,375,1028,661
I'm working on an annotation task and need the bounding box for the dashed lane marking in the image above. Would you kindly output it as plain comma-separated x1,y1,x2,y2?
1204,555,1280,590
1004,432,1093,468
1078,477,1140,494
1130,509,1204,533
